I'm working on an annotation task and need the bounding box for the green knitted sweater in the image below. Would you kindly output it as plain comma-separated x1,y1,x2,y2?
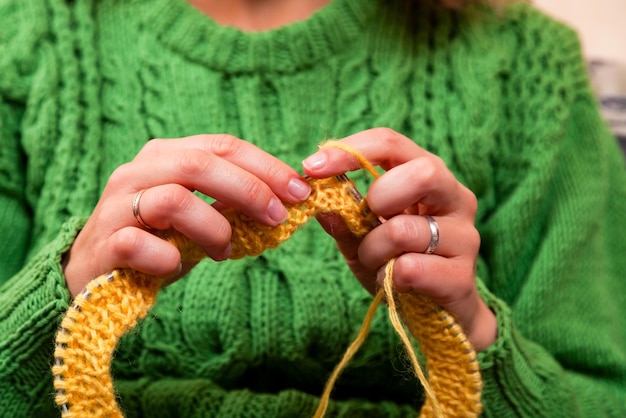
1,0,625,416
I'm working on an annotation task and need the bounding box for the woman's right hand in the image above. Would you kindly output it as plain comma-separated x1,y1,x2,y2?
62,134,312,298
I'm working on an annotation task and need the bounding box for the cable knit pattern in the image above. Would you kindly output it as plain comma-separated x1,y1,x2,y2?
1,0,625,416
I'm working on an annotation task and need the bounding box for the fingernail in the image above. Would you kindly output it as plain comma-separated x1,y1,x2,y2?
220,243,232,260
288,178,311,201
267,197,287,224
376,268,386,288
165,262,184,284
302,153,326,171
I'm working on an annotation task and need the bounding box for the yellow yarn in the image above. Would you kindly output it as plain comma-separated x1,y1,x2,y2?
53,142,482,418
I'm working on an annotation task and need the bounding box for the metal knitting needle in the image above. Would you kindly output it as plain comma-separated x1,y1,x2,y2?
329,173,382,228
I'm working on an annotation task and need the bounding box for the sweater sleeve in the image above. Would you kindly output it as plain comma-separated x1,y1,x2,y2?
474,7,626,417
0,1,78,415
0,95,84,417
0,218,81,417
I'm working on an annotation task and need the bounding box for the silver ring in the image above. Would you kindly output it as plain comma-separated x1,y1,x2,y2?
424,215,439,254
132,189,153,230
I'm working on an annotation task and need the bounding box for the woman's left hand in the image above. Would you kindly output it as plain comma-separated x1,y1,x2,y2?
302,128,497,352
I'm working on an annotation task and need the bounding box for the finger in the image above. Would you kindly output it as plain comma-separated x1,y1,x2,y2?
358,215,480,269
104,227,183,278
380,252,477,307
111,148,297,226
130,184,233,261
134,135,311,204
380,253,493,350
367,158,478,219
302,129,476,219
302,128,426,176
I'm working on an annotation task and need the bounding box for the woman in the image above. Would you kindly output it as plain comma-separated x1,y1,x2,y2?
1,0,624,416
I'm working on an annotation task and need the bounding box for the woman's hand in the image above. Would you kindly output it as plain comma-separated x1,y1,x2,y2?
63,134,311,298
302,128,496,352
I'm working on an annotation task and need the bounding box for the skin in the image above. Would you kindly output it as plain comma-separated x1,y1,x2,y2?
63,2,497,352
187,0,332,32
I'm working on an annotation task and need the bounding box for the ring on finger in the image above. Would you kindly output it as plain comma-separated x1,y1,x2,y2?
424,215,439,254
132,189,154,230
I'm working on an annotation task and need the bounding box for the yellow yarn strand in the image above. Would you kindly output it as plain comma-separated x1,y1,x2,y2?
312,289,385,418
53,142,483,418
319,140,381,179
383,259,443,418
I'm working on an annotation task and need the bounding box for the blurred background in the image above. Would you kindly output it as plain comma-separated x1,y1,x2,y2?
534,0,626,153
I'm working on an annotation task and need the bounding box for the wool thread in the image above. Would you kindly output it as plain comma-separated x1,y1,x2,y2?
52,142,482,418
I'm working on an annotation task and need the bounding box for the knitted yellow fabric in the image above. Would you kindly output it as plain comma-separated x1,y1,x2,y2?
53,149,482,417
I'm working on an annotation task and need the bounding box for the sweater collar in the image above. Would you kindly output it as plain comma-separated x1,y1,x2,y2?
147,0,379,74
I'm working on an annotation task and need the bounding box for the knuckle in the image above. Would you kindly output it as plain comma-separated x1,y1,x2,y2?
371,127,400,143
394,256,426,289
239,178,267,203
466,227,481,255
107,163,134,189
370,127,407,150
263,162,288,185
140,138,166,156
209,134,239,158
417,156,445,184
462,186,479,216
384,216,419,247
110,228,144,260
176,151,213,177
153,184,191,214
